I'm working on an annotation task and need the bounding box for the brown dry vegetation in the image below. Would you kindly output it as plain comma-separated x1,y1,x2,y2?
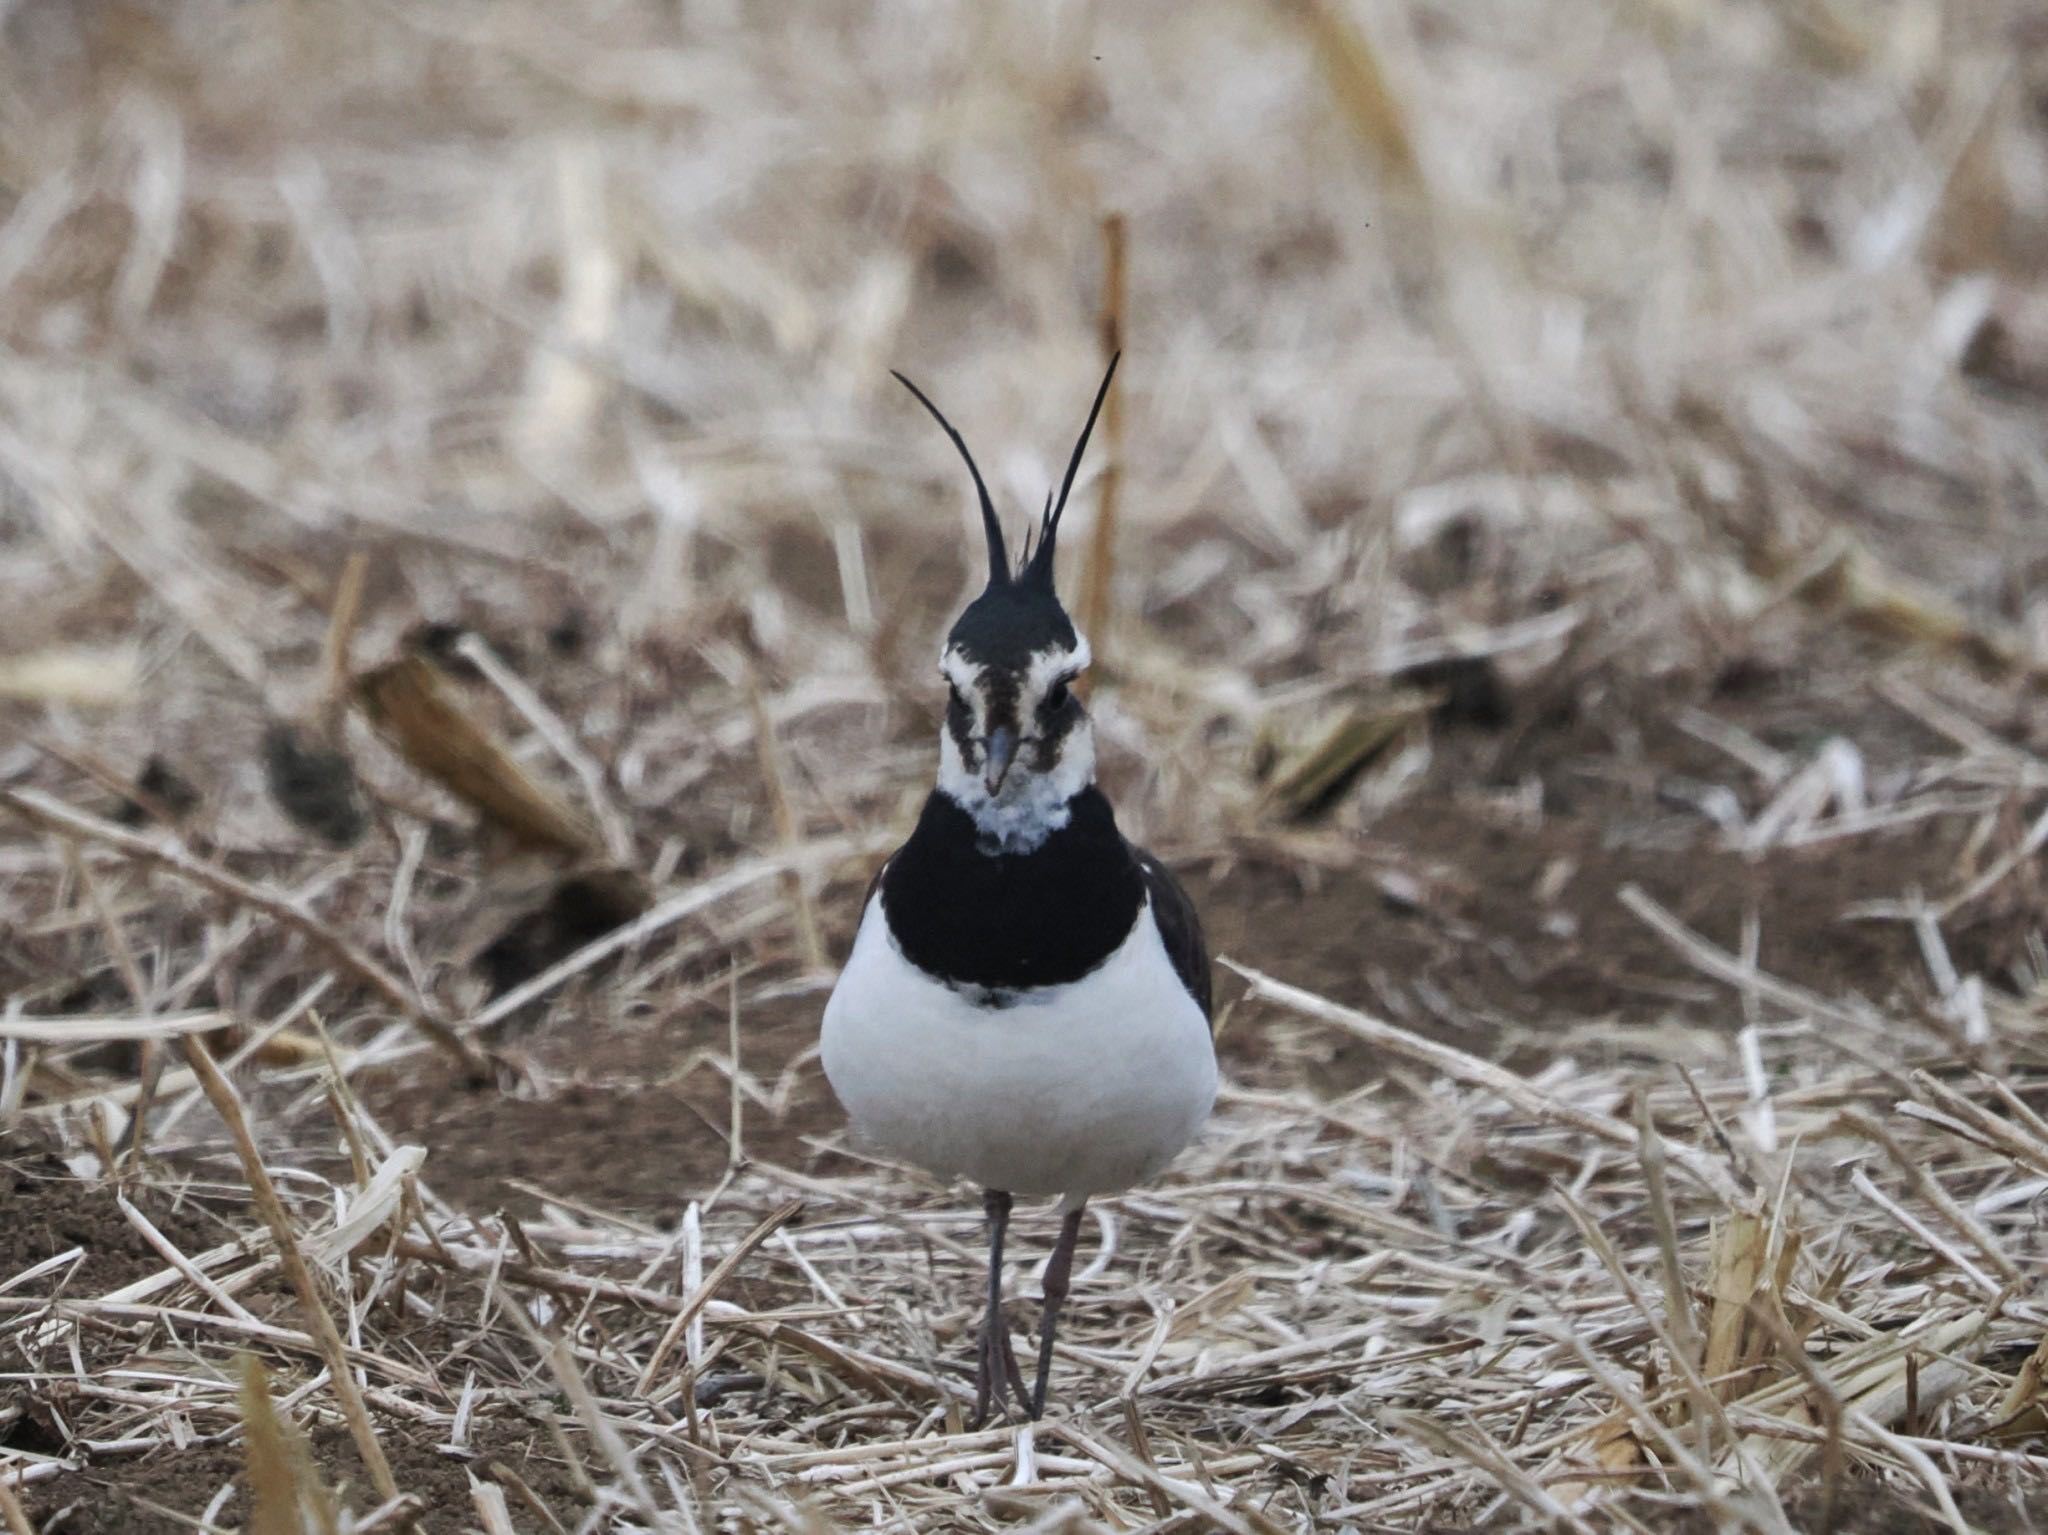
5,2,2048,1531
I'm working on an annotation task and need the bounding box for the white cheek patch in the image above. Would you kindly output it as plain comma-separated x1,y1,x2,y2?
939,650,991,736
1018,636,1089,714
939,650,982,694
1028,637,1089,690
1032,634,1081,687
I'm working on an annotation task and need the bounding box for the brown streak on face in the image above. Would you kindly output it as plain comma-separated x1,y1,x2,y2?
980,668,1023,740
1029,695,1081,771
942,640,1088,794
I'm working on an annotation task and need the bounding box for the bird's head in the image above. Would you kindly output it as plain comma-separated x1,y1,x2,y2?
893,356,1117,850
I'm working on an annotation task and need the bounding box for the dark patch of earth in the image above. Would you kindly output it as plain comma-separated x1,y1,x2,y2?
361,978,853,1221
1195,640,2044,1092
20,1416,583,1534
0,1151,229,1302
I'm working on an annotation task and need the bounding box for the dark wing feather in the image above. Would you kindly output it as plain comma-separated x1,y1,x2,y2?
1134,848,1212,1022
847,854,890,956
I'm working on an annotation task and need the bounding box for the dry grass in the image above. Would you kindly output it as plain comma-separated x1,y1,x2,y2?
4,1,2048,1530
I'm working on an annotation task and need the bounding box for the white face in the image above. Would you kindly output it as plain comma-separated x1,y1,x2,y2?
935,634,1094,853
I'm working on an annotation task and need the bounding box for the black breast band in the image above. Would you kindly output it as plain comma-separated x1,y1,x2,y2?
878,788,1145,991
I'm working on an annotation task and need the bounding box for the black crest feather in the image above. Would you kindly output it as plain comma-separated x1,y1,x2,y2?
892,370,1008,588
1021,352,1118,592
893,353,1120,597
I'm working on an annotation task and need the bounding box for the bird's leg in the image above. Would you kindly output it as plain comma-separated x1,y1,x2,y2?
1029,1201,1087,1419
972,1188,1028,1427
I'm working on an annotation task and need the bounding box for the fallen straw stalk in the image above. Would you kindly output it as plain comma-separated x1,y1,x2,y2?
1043,1421,1288,1535
499,1301,670,1531
181,1034,401,1503
453,630,635,862
1,1296,431,1386
0,1481,36,1535
1841,1109,2023,1284
743,673,826,972
467,831,878,1033
353,653,605,859
636,1197,805,1392
1223,959,1747,1203
2,787,485,1076
240,1353,341,1534
1618,882,1875,1035
0,1010,226,1043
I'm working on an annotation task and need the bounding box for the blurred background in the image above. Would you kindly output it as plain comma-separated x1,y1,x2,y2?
3,3,2043,810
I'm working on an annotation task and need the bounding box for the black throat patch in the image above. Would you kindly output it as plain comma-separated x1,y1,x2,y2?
878,786,1145,993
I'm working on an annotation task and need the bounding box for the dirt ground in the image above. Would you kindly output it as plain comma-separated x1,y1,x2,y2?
361,671,2037,1219
9,532,2048,1534
12,619,2048,1531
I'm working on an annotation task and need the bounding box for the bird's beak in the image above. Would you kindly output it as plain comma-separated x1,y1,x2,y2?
981,726,1017,795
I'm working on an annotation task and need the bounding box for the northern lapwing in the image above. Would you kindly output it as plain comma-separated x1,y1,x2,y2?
822,356,1216,1424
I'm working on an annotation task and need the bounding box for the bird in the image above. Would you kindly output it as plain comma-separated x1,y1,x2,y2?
821,354,1216,1425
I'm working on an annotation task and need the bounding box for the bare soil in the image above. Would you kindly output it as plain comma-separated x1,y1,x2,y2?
18,1419,580,1535
1,1155,225,1301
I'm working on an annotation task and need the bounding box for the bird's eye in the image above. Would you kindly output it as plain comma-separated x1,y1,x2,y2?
1045,678,1071,711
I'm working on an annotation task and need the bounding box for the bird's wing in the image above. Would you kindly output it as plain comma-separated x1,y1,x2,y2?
1134,848,1212,1022
849,854,891,951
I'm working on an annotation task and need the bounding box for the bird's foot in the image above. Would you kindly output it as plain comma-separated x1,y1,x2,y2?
969,1305,1032,1428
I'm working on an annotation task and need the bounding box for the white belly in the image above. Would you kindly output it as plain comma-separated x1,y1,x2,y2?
820,897,1217,1200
